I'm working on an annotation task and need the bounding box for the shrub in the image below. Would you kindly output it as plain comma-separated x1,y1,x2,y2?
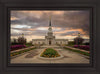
84,42,89,45
18,36,27,45
64,47,90,56
11,45,26,51
67,41,75,46
74,37,84,45
74,45,89,51
10,47,36,57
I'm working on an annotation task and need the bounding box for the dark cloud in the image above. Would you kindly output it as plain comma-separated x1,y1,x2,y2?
53,11,89,34
11,29,47,36
60,31,79,36
11,10,90,39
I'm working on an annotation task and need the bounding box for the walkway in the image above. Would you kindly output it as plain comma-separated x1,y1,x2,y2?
10,45,89,64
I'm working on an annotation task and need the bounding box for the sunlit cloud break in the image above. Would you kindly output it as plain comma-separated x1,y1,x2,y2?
11,10,90,41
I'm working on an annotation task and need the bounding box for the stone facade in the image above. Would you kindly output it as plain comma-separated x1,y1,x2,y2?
32,19,68,45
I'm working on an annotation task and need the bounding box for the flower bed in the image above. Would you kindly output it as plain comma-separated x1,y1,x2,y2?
74,45,89,51
64,47,90,56
11,45,26,51
40,48,60,58
10,47,35,57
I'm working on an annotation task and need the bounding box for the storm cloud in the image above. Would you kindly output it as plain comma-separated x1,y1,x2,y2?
11,10,90,41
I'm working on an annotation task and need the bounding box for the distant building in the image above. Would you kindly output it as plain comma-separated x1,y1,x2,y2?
32,18,68,45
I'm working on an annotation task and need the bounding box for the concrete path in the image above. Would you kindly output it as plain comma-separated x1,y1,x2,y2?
10,45,90,64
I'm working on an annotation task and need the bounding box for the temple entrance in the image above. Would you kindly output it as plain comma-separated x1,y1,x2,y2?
49,40,51,45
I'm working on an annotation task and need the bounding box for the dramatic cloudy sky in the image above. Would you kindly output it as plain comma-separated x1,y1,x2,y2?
11,10,90,42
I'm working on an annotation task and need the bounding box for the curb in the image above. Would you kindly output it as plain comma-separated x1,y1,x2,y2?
10,49,35,59
37,48,64,60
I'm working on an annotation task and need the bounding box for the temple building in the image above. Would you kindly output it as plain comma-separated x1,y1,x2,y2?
32,18,68,45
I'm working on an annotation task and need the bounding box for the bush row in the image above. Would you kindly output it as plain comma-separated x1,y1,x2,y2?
11,45,26,51
74,45,89,51
10,48,35,56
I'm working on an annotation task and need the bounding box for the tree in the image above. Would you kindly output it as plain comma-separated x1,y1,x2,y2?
11,38,18,45
18,34,27,45
13,38,17,43
74,37,84,45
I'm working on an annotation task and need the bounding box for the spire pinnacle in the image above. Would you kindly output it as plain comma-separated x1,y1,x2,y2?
49,16,51,26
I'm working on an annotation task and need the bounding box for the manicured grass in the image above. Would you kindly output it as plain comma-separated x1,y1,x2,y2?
10,47,36,57
66,44,74,47
41,48,60,58
25,43,33,47
64,47,90,56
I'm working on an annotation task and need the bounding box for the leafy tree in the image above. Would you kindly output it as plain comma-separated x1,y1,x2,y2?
11,38,18,45
12,38,17,43
18,34,27,45
74,37,84,45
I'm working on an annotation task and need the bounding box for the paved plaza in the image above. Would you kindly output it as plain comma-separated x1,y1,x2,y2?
10,45,90,64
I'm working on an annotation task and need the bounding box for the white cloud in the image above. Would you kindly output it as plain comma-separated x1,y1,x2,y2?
11,10,90,41
11,25,31,28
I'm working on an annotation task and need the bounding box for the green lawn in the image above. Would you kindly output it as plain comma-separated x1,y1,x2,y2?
25,43,33,47
64,47,90,56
